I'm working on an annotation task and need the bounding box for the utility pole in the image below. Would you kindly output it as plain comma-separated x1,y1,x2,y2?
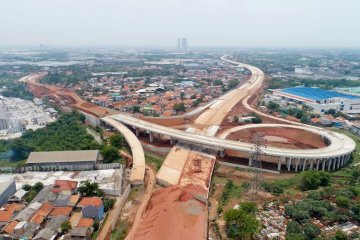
250,133,265,201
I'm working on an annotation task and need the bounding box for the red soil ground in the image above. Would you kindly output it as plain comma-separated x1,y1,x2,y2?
133,185,207,240
227,127,327,149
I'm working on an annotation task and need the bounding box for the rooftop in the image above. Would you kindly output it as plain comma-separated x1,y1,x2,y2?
77,196,103,208
52,180,78,193
277,87,360,101
2,221,19,234
26,150,99,164
77,218,94,228
50,206,72,217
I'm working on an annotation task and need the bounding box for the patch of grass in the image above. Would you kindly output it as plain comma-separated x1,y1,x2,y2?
145,152,165,171
0,160,25,168
110,220,128,240
212,176,229,185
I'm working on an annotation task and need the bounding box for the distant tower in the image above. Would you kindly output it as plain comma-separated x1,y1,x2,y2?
181,37,188,51
177,38,182,50
177,37,188,51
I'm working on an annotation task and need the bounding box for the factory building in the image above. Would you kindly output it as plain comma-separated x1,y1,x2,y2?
273,87,360,114
0,180,17,206
26,150,100,171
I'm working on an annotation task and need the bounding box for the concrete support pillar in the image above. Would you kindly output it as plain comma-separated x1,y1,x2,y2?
310,159,314,170
149,133,153,143
322,159,326,171
340,155,344,166
135,128,139,137
249,157,253,166
316,159,320,170
302,159,306,172
277,158,282,172
287,158,292,172
219,150,225,158
337,157,341,169
170,138,174,145
332,158,337,171
295,159,299,172
328,158,332,171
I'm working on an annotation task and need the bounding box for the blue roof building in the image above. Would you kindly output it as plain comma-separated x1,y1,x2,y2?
273,87,360,114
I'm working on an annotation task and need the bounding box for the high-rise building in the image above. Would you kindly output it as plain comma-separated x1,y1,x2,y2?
177,37,188,51
181,37,187,51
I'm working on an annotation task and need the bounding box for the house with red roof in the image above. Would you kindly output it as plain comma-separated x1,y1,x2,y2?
52,180,78,194
77,197,104,220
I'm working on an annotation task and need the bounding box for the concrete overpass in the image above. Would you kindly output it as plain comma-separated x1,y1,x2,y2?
102,116,145,186
102,56,356,173
106,113,355,172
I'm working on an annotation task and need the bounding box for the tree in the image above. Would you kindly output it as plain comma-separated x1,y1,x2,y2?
300,171,330,191
93,220,100,232
228,80,239,90
173,102,186,113
336,196,350,208
213,80,223,86
303,222,321,239
251,115,262,124
240,202,257,215
224,209,259,239
61,220,72,233
22,184,31,191
109,134,124,148
267,101,280,111
78,180,104,197
180,92,185,100
334,230,348,240
286,221,303,235
286,234,306,240
104,197,115,212
33,182,44,192
101,145,119,163
132,105,141,113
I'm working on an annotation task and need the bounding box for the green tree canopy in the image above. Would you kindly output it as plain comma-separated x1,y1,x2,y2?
224,208,259,239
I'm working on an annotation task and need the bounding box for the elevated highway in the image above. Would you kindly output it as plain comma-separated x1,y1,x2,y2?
104,56,356,172
102,116,145,185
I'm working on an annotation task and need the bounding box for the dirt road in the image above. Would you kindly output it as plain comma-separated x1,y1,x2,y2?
125,165,156,240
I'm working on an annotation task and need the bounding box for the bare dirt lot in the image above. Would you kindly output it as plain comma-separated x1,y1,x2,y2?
227,126,327,149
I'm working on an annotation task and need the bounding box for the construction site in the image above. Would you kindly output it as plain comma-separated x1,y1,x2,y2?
17,56,357,240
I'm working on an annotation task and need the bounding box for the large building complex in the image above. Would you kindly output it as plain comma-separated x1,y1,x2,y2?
0,97,56,139
273,87,360,114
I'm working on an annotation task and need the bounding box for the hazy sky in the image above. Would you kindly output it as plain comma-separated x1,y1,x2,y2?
1,0,360,48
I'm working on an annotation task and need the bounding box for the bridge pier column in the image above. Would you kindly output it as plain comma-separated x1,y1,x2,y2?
316,159,320,170
302,159,306,172
332,158,337,171
328,158,332,171
322,159,326,171
287,158,292,172
135,128,139,137
277,158,282,172
295,159,299,172
310,159,314,170
170,137,175,145
336,157,341,169
149,133,154,143
219,150,225,158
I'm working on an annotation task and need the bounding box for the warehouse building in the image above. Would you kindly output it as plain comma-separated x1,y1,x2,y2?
0,180,17,206
273,87,360,114
26,150,99,171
